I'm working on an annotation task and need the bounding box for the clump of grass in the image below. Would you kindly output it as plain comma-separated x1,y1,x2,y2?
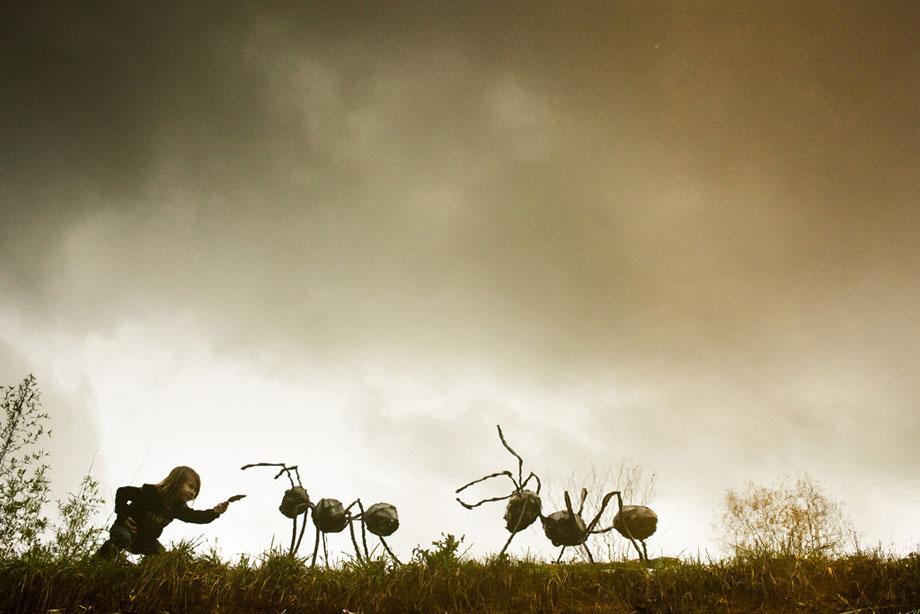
1,547,918,613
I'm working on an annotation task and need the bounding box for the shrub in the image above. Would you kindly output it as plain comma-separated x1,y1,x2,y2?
720,473,853,558
0,375,51,557
412,533,467,567
48,474,106,559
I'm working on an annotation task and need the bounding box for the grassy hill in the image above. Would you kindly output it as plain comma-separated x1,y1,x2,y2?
2,547,918,613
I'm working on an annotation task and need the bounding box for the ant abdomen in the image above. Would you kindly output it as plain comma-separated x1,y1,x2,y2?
363,502,399,537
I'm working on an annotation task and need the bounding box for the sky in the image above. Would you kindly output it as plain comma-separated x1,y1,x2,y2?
1,2,919,562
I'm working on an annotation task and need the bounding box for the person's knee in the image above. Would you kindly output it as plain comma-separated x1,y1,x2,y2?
109,524,133,548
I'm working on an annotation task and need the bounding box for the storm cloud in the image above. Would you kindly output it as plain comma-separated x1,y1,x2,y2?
2,2,918,556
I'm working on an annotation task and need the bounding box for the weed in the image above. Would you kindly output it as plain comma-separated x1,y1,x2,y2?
411,532,467,568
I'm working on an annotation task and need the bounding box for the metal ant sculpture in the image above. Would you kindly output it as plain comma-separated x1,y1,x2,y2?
456,425,544,555
241,462,310,556
542,488,644,563
457,426,659,563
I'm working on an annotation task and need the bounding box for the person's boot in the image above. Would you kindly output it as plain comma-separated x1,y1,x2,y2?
94,539,120,560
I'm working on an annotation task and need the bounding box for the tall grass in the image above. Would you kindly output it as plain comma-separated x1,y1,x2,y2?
2,547,919,613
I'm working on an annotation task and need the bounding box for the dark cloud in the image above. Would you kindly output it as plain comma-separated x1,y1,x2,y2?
2,2,919,545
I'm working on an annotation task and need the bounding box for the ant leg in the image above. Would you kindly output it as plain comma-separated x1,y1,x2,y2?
348,519,363,562
322,532,329,568
380,536,402,565
289,517,298,555
586,491,617,533
641,539,649,561
628,538,643,560
610,491,643,560
499,531,516,556
564,491,575,516
357,500,370,559
555,546,566,564
311,528,321,568
520,471,543,495
577,488,588,516
294,508,310,554
583,543,595,564
502,491,533,549
456,471,516,509
495,425,526,486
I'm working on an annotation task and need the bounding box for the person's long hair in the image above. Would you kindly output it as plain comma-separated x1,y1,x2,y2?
155,466,200,505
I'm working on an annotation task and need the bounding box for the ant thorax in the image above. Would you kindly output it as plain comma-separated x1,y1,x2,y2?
312,498,349,533
542,509,588,547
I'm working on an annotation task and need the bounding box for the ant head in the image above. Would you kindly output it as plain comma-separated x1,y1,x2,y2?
503,490,541,533
279,486,310,518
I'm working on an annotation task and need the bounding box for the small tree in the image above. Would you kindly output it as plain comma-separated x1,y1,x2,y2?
48,474,106,559
720,474,852,558
0,375,51,557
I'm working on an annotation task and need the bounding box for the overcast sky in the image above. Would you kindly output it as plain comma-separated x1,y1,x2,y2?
2,2,919,561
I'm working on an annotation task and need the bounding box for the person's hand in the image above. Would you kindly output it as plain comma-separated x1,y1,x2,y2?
213,502,228,515
125,517,138,533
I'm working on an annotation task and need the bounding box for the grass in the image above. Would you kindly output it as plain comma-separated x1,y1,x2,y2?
2,547,919,613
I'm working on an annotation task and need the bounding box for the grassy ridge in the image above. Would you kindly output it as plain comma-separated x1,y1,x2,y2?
2,551,919,613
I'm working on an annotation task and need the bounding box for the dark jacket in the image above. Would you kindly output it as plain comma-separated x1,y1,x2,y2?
113,483,219,539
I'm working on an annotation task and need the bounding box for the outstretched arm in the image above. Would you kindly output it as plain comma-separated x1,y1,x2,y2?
175,503,221,524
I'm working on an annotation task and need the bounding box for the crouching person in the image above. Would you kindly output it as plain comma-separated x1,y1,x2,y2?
96,465,228,558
